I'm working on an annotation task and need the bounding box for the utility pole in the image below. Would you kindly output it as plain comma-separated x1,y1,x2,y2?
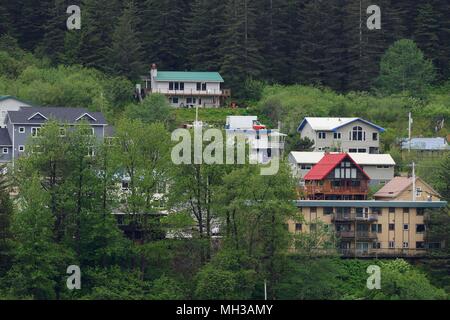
408,112,413,152
264,280,267,300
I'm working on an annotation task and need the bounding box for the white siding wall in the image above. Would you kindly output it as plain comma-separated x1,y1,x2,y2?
300,120,381,153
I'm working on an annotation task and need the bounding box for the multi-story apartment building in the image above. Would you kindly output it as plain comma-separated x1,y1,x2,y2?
141,64,231,108
297,117,385,154
0,95,32,128
289,200,447,257
1,106,109,164
289,151,395,186
302,153,370,200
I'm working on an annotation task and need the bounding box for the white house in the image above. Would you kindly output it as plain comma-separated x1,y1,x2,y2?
297,117,385,154
0,96,32,127
225,116,286,164
288,151,395,185
141,64,230,108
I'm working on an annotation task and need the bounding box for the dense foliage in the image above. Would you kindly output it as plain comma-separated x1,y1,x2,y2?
2,1,450,96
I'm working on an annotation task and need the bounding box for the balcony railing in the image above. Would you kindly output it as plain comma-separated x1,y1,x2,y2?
305,185,368,195
336,231,378,240
147,88,231,97
332,213,378,222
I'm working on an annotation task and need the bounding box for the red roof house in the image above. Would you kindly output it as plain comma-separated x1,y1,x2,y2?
304,153,370,200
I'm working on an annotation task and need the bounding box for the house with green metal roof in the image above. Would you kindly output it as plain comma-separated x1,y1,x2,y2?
140,64,230,108
0,96,33,128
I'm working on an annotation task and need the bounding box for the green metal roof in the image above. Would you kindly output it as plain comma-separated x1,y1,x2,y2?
155,71,224,82
294,200,448,208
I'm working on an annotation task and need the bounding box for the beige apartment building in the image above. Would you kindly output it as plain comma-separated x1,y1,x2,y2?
289,200,447,257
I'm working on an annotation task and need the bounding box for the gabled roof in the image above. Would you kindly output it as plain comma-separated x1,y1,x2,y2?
0,95,33,106
297,117,385,133
8,107,107,125
0,128,12,146
155,71,224,82
401,137,449,151
304,153,370,180
289,151,395,166
374,176,440,198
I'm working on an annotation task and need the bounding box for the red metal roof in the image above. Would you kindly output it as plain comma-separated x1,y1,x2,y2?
304,153,370,180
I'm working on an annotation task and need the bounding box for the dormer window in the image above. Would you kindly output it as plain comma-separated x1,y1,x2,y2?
28,112,48,121
76,113,97,122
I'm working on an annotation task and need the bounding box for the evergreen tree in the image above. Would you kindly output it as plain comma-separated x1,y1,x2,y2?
78,0,121,70
140,0,189,70
414,2,440,64
185,0,226,71
110,1,144,79
376,39,436,96
295,0,347,90
0,165,13,276
220,0,264,97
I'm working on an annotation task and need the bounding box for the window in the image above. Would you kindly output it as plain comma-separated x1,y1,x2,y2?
334,132,341,139
295,223,302,232
301,165,312,170
403,224,409,231
416,241,425,249
371,224,382,233
334,168,341,178
31,127,41,137
389,241,395,249
180,82,184,90
351,126,364,141
389,207,395,213
403,208,410,213
372,242,381,249
121,181,129,190
357,148,366,153
389,223,395,231
318,132,326,139
18,145,25,152
169,82,174,90
324,207,333,215
372,132,378,141
310,207,317,213
416,187,422,197
60,128,66,137
87,146,95,157
19,127,25,133
417,208,425,216
402,242,409,248
2,148,8,154
349,148,357,153
416,224,425,233
197,82,207,91
310,223,317,232
172,97,179,104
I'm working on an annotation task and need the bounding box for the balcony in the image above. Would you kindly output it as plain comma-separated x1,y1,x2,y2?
336,231,378,240
148,88,231,97
356,231,378,240
332,213,378,222
339,248,430,258
304,185,368,196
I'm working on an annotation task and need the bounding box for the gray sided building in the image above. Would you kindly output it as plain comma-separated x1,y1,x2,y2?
4,106,109,164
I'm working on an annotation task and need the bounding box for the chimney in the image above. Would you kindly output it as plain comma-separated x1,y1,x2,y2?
150,64,158,92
